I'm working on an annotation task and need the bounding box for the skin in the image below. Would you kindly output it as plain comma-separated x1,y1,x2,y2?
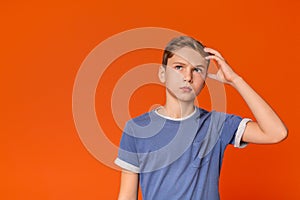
117,47,288,200
117,170,139,200
157,47,209,118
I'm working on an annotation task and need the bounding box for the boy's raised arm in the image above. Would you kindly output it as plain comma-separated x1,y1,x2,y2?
204,47,288,144
117,170,139,200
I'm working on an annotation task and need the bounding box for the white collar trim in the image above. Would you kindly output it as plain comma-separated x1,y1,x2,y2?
154,106,197,121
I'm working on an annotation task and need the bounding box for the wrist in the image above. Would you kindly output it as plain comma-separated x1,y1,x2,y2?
230,76,243,87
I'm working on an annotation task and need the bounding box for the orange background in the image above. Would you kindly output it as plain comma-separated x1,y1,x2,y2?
1,0,300,199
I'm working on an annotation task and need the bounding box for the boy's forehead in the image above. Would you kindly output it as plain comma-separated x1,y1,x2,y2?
171,47,207,67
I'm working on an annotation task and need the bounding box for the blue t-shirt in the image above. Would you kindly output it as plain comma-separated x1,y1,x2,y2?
115,107,249,200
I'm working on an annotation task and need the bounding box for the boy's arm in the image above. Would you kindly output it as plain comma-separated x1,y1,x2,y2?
204,47,288,144
118,170,139,200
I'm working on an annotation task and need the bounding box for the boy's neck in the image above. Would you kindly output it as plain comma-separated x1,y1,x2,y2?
161,101,195,119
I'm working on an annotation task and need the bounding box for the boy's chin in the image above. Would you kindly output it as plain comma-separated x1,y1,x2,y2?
179,97,197,103
166,89,199,103
175,94,198,103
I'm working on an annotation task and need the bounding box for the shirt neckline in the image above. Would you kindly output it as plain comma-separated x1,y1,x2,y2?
153,106,197,121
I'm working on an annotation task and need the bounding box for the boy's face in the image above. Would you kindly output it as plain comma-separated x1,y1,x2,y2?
159,47,208,103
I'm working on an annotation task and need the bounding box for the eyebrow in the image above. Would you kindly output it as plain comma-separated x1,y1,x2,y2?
195,65,206,68
172,61,187,66
173,62,206,68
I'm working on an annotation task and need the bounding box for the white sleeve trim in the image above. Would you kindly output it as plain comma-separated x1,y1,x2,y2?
114,158,140,173
234,118,252,148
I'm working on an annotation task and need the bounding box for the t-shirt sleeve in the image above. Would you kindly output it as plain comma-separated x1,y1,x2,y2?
221,114,252,148
114,121,140,173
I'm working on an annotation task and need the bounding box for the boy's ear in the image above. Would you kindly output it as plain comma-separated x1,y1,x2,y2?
158,65,166,83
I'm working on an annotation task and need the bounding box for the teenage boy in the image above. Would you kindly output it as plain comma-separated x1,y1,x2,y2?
114,36,288,200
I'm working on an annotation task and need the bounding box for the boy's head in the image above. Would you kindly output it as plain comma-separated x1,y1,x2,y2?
162,36,210,69
158,36,210,103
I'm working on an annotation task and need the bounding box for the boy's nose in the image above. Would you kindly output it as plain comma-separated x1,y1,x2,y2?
184,69,193,83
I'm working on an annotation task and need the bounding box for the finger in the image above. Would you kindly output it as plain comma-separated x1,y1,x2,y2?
204,47,224,60
205,55,226,67
207,73,218,80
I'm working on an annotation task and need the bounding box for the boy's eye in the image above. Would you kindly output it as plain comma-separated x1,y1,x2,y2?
194,68,203,73
175,65,183,70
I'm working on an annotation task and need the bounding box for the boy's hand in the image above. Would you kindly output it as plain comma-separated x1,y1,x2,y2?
204,47,287,144
204,47,240,85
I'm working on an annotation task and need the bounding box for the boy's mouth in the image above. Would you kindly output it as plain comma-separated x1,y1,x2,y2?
180,86,192,92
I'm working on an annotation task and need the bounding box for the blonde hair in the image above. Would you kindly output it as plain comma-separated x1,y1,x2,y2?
162,36,209,68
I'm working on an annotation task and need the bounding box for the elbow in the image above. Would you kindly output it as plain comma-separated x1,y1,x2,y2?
270,127,288,144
